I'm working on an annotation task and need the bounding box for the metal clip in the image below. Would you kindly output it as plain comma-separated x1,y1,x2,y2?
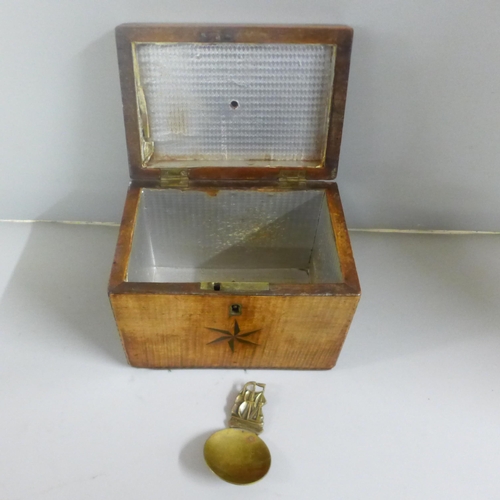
200,281,269,292
160,169,189,188
278,170,307,188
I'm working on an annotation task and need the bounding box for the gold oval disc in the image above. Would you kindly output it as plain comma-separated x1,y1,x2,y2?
204,428,271,485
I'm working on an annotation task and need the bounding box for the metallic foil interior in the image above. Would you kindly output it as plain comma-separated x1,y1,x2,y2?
135,43,335,167
127,188,342,284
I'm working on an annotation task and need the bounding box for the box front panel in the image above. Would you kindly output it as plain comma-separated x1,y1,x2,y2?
110,293,359,369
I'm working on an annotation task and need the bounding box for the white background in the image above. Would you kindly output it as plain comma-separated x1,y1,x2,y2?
1,0,499,230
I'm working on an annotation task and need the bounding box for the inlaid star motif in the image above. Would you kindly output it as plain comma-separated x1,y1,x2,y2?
206,320,261,353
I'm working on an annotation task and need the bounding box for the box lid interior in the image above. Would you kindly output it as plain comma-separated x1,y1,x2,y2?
116,24,352,183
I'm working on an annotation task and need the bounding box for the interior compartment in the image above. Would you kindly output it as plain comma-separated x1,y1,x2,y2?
127,188,342,284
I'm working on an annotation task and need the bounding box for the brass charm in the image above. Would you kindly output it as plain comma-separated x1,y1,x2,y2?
229,381,266,434
204,382,271,485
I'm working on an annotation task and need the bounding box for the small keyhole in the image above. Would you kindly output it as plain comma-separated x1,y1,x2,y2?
213,282,221,291
230,100,239,110
230,303,242,316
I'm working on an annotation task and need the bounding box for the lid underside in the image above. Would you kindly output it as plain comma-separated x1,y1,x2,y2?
116,24,353,182
134,43,335,168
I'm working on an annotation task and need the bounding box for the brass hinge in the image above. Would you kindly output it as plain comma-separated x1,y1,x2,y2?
160,169,189,188
278,170,307,188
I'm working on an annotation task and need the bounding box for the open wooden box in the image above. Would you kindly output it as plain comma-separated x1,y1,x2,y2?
109,24,360,369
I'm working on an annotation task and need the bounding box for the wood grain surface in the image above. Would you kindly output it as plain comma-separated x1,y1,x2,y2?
108,184,360,369
109,293,359,369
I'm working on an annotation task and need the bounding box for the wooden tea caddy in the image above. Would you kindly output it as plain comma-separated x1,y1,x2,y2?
109,23,360,369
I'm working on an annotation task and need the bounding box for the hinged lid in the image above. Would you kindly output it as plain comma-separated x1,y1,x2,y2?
116,24,353,184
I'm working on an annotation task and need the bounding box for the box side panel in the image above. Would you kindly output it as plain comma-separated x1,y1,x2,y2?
327,183,360,293
109,293,359,369
108,185,141,289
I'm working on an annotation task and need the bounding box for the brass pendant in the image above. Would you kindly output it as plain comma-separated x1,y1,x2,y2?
204,381,271,485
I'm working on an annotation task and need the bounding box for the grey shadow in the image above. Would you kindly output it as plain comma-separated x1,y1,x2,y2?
397,232,500,322
0,195,126,364
178,430,221,481
0,30,133,364
338,230,500,369
338,27,499,232
197,196,322,271
40,30,129,224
